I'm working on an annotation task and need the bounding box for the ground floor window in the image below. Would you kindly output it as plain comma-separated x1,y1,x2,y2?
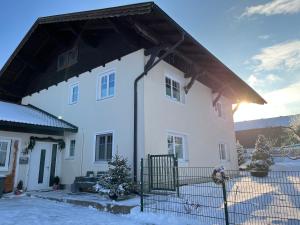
69,140,76,158
219,143,228,161
167,133,185,159
95,133,113,161
0,139,11,171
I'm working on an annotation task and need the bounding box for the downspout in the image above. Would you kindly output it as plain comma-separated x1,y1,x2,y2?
133,34,185,182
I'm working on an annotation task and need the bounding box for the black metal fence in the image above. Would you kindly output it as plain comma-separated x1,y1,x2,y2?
140,158,300,225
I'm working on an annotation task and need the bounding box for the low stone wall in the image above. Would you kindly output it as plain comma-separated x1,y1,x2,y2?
26,192,137,214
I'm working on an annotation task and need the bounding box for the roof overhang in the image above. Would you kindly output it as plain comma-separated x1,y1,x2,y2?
0,101,78,136
0,2,266,105
0,121,74,136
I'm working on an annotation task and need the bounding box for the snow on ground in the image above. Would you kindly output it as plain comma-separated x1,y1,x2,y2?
0,196,202,225
271,157,300,171
144,160,300,225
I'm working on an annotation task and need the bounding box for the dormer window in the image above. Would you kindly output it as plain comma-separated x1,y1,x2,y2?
57,47,78,71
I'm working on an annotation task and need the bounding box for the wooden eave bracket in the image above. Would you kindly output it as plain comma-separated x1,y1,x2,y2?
212,85,229,107
144,44,169,72
232,102,241,115
184,71,206,94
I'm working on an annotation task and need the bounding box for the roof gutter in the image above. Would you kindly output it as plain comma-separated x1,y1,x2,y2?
133,34,185,182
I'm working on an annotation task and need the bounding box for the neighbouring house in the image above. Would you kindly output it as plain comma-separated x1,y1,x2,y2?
235,114,299,158
0,2,265,191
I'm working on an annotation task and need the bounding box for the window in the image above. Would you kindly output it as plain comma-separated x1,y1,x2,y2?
57,48,78,71
69,140,76,158
167,133,185,159
95,133,113,161
215,102,223,117
219,143,228,161
0,139,11,171
69,83,79,104
97,71,115,100
165,77,181,102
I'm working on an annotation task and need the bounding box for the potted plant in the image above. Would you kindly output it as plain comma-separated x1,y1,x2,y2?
53,176,60,190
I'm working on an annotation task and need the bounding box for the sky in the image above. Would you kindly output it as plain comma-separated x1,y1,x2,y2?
0,0,300,122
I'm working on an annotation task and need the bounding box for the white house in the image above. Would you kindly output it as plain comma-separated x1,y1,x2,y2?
0,2,265,191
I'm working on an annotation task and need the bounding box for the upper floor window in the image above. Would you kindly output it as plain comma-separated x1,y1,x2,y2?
0,139,11,171
167,133,186,160
57,47,78,71
97,71,115,100
69,83,79,104
95,133,113,161
219,143,228,161
165,77,181,102
214,102,223,118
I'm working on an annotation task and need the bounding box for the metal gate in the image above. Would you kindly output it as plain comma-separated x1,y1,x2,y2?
147,154,178,191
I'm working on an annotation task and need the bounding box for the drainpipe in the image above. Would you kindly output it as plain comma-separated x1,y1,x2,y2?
133,34,185,182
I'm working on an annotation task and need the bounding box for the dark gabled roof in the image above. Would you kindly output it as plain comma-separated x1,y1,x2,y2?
0,2,266,105
0,101,77,135
235,114,300,132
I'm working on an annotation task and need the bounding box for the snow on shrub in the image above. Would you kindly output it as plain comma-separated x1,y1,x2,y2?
236,141,245,166
93,154,134,199
250,135,273,173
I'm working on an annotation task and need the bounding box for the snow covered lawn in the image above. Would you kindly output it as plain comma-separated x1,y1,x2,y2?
144,160,300,225
0,196,201,225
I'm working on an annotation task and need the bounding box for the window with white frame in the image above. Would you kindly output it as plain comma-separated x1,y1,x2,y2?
167,133,185,159
69,83,79,104
97,71,115,100
0,139,11,171
68,140,76,158
95,133,113,161
214,102,223,118
165,77,181,102
219,143,228,161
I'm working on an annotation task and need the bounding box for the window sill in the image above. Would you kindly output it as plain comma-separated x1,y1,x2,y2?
68,101,78,105
165,96,185,105
0,168,9,172
94,160,110,164
65,157,75,160
96,95,114,101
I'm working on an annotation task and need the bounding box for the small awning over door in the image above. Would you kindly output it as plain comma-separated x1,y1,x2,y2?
0,101,78,135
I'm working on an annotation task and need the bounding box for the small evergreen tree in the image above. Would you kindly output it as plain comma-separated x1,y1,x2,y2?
250,135,272,173
95,154,134,199
236,141,245,166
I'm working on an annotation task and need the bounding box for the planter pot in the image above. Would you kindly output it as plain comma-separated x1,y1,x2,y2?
109,193,118,200
250,170,268,177
0,176,5,198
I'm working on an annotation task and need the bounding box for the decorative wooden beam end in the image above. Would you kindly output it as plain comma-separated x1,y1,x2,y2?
184,72,205,94
232,102,241,115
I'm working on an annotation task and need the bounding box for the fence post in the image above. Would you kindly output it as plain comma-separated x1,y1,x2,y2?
140,158,144,212
174,156,179,197
148,154,152,192
222,180,229,225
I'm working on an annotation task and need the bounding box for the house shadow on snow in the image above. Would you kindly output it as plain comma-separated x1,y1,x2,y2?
223,171,300,225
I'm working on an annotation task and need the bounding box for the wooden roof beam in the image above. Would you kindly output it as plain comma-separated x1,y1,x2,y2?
184,71,206,94
108,18,140,49
16,55,45,73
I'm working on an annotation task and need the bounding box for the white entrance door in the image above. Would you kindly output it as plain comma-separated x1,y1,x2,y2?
28,142,53,190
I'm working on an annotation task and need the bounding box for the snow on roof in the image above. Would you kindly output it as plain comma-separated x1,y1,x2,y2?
235,114,299,131
0,101,76,130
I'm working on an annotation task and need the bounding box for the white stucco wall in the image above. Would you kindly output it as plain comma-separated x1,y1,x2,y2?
19,48,238,186
22,49,145,184
143,60,238,170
